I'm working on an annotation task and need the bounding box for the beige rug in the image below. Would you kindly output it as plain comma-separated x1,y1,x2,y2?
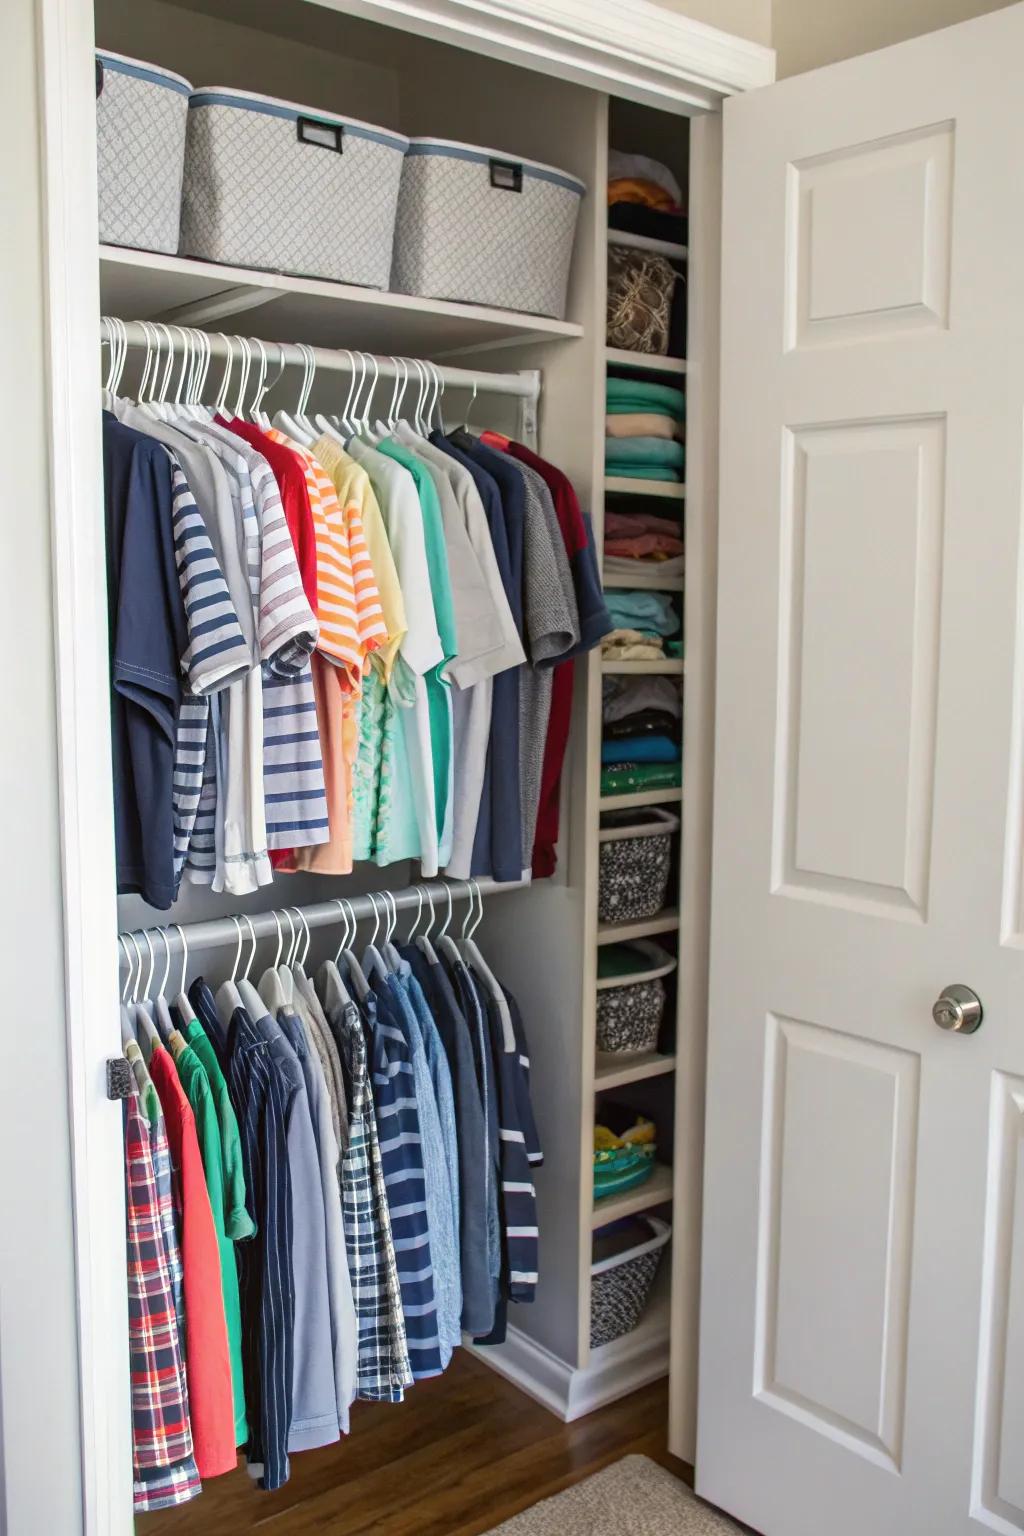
484,1454,744,1534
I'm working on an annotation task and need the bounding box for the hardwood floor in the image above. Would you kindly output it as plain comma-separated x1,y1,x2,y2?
140,1354,689,1534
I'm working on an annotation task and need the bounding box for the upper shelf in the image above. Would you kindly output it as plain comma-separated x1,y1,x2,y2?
99,245,584,358
607,229,688,262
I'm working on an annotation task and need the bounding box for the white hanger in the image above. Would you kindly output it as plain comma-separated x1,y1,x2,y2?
459,879,516,1049
382,890,404,971
172,922,197,1026
337,897,371,1001
150,927,178,1046
464,377,479,431
131,929,164,1055
236,912,266,1021
415,883,440,964
274,342,317,445
231,337,253,423
436,883,461,966
253,341,285,430
216,915,246,1028
317,897,354,1008
213,332,236,420
118,937,138,1050
362,892,389,981
406,886,425,944
354,352,379,439
102,318,129,410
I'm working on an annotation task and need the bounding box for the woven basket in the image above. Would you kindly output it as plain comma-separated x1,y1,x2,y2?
598,808,678,924
590,1216,671,1349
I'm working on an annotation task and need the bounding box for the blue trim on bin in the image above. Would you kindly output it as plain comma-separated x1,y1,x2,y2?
404,141,584,195
96,54,191,96
188,91,408,152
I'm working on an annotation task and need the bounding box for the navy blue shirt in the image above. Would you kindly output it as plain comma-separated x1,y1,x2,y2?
445,432,526,884
103,412,187,908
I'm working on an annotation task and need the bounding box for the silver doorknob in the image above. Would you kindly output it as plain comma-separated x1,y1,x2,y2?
932,984,983,1034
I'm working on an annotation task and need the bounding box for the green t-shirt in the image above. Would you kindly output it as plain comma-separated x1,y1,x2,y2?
173,1033,249,1446
374,437,456,841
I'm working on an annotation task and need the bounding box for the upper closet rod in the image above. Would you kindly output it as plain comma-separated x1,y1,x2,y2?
117,876,513,958
99,317,541,403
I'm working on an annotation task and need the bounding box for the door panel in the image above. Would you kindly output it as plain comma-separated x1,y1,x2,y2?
699,6,1024,1534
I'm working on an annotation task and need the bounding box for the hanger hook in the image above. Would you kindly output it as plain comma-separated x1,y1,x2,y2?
118,935,134,1004
384,891,397,947
422,885,436,940
229,916,243,984
468,879,484,940
156,927,172,998
171,923,189,994
407,886,424,942
240,914,258,980
438,884,453,941
296,908,311,968
214,333,234,416
126,932,144,1003
282,908,296,968
466,376,478,428
140,929,156,1000
367,893,381,950
271,909,284,971
289,907,308,968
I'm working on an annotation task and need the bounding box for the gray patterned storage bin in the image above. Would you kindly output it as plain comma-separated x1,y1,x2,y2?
598,808,679,925
180,88,408,287
96,52,192,254
596,939,676,1055
392,138,585,318
590,1217,671,1349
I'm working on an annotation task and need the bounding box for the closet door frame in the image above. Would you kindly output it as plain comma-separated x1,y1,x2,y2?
33,2,772,1530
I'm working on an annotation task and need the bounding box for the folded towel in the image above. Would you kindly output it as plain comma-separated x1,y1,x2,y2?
604,533,684,559
606,590,680,636
603,708,680,740
608,150,683,206
600,761,682,795
606,412,682,441
605,510,681,538
604,435,685,468
603,552,685,579
602,734,680,765
602,629,664,661
607,377,686,418
603,675,682,723
607,176,679,212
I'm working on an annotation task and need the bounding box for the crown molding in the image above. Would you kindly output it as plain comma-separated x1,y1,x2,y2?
318,0,776,113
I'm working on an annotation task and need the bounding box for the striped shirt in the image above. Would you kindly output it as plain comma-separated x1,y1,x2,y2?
123,1089,202,1513
362,986,443,1378
268,430,387,691
321,978,411,1403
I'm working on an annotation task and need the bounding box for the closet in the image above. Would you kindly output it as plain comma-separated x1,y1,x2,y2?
35,0,773,1528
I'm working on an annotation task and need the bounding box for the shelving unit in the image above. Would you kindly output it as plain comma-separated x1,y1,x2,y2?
604,476,685,499
591,1162,674,1226
607,228,688,261
605,345,687,375
597,909,681,946
601,658,684,676
602,569,685,591
595,1050,677,1090
598,787,682,811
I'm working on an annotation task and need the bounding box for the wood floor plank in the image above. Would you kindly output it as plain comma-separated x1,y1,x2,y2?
139,1353,681,1535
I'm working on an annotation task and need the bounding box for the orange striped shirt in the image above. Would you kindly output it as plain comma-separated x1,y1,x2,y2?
266,430,386,692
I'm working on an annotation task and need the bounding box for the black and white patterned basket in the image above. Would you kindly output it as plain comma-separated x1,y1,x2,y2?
392,138,585,318
590,1216,671,1349
95,52,192,255
598,808,679,925
596,940,677,1054
179,88,408,286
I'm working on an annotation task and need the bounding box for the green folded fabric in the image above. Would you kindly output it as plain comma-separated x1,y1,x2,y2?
600,761,682,795
604,436,685,468
606,376,686,418
598,943,659,980
604,462,683,482
664,639,683,658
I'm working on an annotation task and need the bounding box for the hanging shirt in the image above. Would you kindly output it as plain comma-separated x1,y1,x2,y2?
318,972,412,1403
148,1042,237,1478
123,1089,202,1514
103,413,188,909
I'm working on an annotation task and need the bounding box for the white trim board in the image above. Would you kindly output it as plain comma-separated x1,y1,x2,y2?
313,0,775,113
468,1314,670,1422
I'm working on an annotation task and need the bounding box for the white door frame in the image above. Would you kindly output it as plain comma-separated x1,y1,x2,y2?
33,3,771,1529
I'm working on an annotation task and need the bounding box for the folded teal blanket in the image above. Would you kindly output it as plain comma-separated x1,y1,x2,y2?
606,376,686,418
601,735,680,765
605,436,685,470
605,463,683,482
606,590,680,636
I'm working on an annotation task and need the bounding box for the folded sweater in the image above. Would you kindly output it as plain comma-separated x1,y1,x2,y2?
601,734,680,765
604,436,685,469
606,590,679,636
600,760,682,795
606,377,685,418
607,413,682,441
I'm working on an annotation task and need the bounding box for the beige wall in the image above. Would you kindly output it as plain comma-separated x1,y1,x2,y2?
647,0,772,47
773,0,1019,75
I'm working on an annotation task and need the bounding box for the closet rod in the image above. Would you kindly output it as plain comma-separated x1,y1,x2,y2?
117,876,519,957
100,317,541,402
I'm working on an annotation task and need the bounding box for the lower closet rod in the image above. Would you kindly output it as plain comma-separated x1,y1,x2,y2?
118,876,519,957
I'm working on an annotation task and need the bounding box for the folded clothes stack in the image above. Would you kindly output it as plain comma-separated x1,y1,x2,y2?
600,674,682,794
604,508,684,579
601,589,680,665
606,377,686,483
594,1107,658,1201
607,149,688,246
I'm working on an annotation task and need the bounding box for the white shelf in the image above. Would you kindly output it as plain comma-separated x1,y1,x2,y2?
597,909,680,946
591,1162,674,1226
601,659,684,676
598,787,682,811
604,476,686,500
605,346,687,376
99,244,584,357
607,228,688,262
595,1051,676,1091
602,569,685,591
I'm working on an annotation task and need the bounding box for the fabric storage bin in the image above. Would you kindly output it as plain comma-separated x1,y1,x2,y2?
95,52,192,254
598,808,679,924
590,1216,671,1349
391,138,585,318
596,940,676,1054
179,88,408,286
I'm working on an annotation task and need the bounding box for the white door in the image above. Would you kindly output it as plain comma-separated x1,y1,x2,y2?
699,7,1024,1534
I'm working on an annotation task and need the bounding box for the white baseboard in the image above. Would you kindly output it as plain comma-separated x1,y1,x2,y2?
467,1316,670,1422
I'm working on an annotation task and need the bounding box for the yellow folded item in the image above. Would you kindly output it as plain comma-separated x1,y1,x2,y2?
606,413,682,442
607,176,679,212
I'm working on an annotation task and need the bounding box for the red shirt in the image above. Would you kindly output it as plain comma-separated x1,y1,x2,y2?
218,417,319,611
149,1046,237,1478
